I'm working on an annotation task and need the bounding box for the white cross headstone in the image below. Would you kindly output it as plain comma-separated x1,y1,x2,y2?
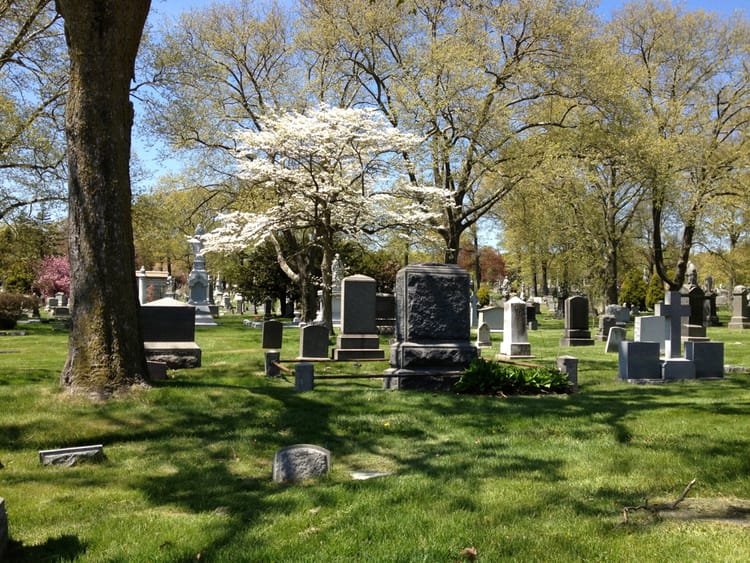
660,291,690,359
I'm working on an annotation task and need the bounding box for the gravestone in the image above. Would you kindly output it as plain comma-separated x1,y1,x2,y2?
556,356,578,392
478,305,503,331
298,324,329,359
141,297,201,368
375,293,396,333
384,263,477,389
0,497,6,561
618,341,661,381
526,303,538,330
685,342,724,379
634,315,667,354
498,297,532,358
333,275,385,360
596,315,618,342
605,326,626,353
559,296,594,346
658,291,695,380
39,445,105,466
475,322,492,348
728,286,750,329
272,444,330,482
470,292,479,328
262,320,283,349
294,362,315,391
187,225,218,326
605,304,630,324
684,284,707,339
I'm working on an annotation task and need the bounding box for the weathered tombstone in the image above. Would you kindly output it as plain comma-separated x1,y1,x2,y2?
498,297,532,358
634,315,667,354
478,305,503,331
384,263,477,389
526,303,538,330
272,444,330,482
605,326,627,353
685,341,724,379
596,315,618,342
264,350,281,377
333,274,385,360
556,355,578,392
684,284,707,339
298,324,329,359
658,291,695,380
475,322,492,348
375,293,396,333
39,445,105,466
141,297,201,368
728,286,750,329
605,304,630,324
470,292,479,328
262,319,283,349
559,296,594,346
146,360,168,381
0,497,6,561
294,362,315,391
263,296,273,320
618,341,661,381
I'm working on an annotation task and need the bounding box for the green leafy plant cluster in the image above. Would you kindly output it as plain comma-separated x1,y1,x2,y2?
0,292,37,329
454,357,571,396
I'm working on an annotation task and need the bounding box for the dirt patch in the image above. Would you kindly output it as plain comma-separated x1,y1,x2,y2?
657,497,750,526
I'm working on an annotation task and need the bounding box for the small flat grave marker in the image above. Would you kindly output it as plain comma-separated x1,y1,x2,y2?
39,444,105,467
273,444,330,482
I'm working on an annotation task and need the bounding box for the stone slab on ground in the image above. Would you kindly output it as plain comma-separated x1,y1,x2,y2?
39,445,105,466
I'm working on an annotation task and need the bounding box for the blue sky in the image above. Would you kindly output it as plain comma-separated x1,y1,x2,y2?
152,0,747,20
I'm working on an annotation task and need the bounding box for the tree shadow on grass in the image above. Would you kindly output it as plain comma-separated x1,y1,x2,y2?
5,534,86,562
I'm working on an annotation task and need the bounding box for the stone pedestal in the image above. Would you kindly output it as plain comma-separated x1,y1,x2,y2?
384,264,477,389
498,297,533,358
728,285,750,329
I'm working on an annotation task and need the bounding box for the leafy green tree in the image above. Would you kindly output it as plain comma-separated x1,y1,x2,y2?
645,272,666,311
619,268,647,309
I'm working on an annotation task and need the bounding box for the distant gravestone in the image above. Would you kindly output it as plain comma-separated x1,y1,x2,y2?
475,322,492,348
375,293,396,332
605,304,630,324
498,297,532,358
560,296,594,346
334,274,384,360
273,444,330,482
596,315,618,342
684,284,707,339
634,315,667,354
526,303,538,330
384,263,477,389
658,291,695,380
605,326,626,353
262,320,283,349
0,497,6,561
685,341,724,379
298,324,329,359
556,356,578,392
478,305,503,331
728,286,750,329
618,341,661,381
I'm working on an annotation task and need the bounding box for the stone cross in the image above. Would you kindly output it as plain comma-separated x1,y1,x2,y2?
661,291,690,358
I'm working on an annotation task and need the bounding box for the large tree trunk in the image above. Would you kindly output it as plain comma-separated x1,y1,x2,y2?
57,0,151,393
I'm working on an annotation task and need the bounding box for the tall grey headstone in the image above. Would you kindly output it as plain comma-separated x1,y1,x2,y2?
498,297,532,358
560,296,594,346
634,315,666,354
333,274,384,360
187,224,217,326
299,324,329,359
384,263,477,389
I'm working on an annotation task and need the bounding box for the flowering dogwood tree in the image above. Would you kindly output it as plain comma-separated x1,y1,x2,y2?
204,105,443,328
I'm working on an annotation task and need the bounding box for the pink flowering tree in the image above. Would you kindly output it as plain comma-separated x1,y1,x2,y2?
33,255,71,298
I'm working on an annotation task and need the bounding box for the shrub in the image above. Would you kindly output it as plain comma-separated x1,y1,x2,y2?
476,285,492,307
619,268,647,308
645,273,666,311
0,293,38,329
454,358,571,396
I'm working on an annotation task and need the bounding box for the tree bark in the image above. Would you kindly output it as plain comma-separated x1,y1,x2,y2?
57,0,151,393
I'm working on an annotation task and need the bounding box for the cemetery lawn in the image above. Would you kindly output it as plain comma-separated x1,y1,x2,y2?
2,314,750,562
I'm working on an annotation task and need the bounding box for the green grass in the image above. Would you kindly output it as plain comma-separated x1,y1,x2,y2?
2,311,750,561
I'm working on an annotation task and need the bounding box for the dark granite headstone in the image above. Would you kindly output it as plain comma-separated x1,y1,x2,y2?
334,275,384,360
298,324,329,359
560,296,594,346
384,263,477,389
618,341,661,381
141,297,201,368
685,341,724,379
262,320,283,349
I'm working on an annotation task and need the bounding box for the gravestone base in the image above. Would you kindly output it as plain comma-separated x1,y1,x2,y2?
661,359,696,381
728,317,750,329
389,341,477,371
685,341,725,379
560,330,595,346
333,334,384,360
144,341,201,369
684,324,707,339
0,497,6,562
496,342,533,359
618,341,661,381
383,368,464,391
194,305,218,326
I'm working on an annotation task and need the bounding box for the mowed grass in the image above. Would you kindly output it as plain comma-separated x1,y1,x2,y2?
2,310,750,562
